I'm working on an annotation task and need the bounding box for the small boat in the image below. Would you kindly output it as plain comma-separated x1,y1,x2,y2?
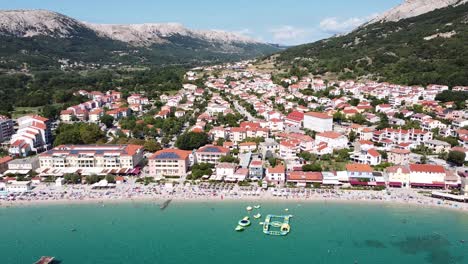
238,216,251,227
34,256,55,264
235,225,245,232
246,206,253,211
254,205,261,209
285,208,289,212
259,222,264,225
253,213,262,219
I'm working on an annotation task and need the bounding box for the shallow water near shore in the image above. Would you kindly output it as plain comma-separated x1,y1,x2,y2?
1,201,467,264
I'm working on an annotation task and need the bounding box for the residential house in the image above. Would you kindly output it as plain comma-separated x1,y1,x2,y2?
265,164,286,185
388,148,411,165
386,165,410,188
195,145,230,165
287,171,323,187
315,131,349,150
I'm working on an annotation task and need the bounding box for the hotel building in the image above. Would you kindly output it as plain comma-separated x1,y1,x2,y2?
38,145,144,175
148,149,192,178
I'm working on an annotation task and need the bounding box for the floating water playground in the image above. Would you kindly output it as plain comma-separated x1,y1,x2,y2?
262,214,292,236
235,205,292,236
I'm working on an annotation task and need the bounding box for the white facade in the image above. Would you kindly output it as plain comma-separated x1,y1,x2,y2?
303,112,333,132
6,181,32,193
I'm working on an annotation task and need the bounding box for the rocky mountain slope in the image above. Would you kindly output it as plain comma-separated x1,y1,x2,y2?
275,0,468,86
0,10,279,70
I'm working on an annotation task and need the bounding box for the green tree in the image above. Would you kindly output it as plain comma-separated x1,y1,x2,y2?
144,139,162,152
100,114,115,128
105,174,116,183
302,163,322,172
176,132,210,150
447,151,466,166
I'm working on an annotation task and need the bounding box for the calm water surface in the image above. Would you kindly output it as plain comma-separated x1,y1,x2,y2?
0,201,467,264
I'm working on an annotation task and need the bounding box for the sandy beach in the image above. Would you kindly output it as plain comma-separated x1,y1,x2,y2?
1,182,467,213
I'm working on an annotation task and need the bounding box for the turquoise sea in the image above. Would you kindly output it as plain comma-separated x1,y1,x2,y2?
1,201,467,264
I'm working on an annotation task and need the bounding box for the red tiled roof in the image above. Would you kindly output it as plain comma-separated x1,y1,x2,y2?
346,163,373,173
305,111,331,119
288,171,323,182
267,165,285,174
317,131,342,139
0,156,13,164
368,148,380,157
409,164,445,174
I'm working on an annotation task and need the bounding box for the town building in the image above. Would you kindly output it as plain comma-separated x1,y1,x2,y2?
287,171,323,187
9,115,52,157
388,149,411,165
38,145,144,175
195,145,229,165
147,149,192,178
424,140,451,154
346,163,374,181
0,115,14,143
315,131,349,150
386,165,411,188
408,164,446,188
6,181,32,193
303,112,333,132
6,157,40,175
248,160,263,180
265,164,285,185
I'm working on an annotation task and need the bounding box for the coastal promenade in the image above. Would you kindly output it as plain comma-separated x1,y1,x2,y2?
1,181,467,212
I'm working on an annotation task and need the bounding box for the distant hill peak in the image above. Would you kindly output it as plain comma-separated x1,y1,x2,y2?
368,0,468,24
0,9,261,46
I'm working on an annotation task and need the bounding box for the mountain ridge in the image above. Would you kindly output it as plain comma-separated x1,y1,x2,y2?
0,9,278,70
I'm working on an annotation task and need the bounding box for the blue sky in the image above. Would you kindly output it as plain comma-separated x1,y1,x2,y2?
0,0,402,45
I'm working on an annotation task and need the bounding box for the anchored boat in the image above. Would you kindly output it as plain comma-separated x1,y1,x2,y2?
253,213,262,219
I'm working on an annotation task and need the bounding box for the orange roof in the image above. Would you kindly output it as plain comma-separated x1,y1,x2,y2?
368,148,380,157
0,156,13,164
317,131,342,139
358,140,374,145
346,163,373,173
409,164,445,174
386,165,410,174
125,144,144,156
288,171,323,182
305,111,331,119
268,165,285,174
390,148,410,154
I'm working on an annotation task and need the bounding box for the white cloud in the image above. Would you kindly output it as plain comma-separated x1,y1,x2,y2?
319,14,378,35
269,25,308,42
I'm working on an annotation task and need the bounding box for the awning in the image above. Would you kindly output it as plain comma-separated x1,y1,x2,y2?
410,183,445,188
3,169,30,175
389,182,402,187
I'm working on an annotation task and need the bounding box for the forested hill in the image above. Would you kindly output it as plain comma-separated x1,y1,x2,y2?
275,2,468,86
0,10,279,71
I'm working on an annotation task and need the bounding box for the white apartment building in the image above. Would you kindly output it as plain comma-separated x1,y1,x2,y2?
303,112,333,132
147,149,192,178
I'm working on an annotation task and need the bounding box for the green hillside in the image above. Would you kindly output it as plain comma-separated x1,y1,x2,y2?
276,3,468,86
